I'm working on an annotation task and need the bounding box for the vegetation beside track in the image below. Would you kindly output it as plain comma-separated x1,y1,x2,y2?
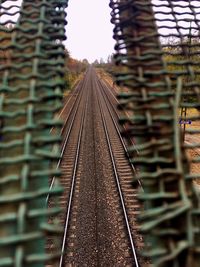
0,26,88,94
64,50,88,92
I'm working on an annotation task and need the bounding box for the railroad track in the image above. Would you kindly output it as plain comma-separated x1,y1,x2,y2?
50,73,85,134
97,78,139,155
58,80,89,267
47,69,90,201
46,67,145,266
46,70,90,265
95,74,144,267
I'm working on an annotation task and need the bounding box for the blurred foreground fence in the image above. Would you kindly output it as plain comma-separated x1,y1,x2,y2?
110,0,200,267
0,1,67,266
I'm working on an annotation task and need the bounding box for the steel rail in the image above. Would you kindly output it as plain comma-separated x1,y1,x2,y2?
58,77,89,267
46,73,88,203
97,78,143,189
101,88,143,191
50,77,83,134
97,79,141,176
60,80,84,136
100,79,130,119
98,79,139,155
95,77,140,267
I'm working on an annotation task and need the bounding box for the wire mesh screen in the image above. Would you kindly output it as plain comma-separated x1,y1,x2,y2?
110,1,200,266
0,1,67,266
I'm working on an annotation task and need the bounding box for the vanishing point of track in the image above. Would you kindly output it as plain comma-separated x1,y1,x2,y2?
47,67,144,267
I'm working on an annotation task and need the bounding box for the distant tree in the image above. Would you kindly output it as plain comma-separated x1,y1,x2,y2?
93,59,99,65
106,55,111,64
64,49,70,59
64,50,87,90
163,35,200,103
100,57,104,65
82,58,89,65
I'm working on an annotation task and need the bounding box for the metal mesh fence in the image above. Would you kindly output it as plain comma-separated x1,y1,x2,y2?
110,0,200,266
0,0,67,266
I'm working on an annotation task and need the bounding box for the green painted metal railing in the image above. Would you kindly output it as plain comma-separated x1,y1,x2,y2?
0,0,67,266
110,1,200,267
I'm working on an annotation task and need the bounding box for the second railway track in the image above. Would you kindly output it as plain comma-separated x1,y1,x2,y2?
47,66,145,267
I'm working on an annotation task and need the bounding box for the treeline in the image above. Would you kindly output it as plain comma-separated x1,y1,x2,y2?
163,36,200,104
0,26,89,91
92,54,117,77
64,50,89,90
93,36,200,106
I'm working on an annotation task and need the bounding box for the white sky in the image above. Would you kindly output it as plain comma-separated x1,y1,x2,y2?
64,0,115,63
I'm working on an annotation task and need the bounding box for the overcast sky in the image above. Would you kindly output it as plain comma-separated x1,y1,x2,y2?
64,0,115,63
